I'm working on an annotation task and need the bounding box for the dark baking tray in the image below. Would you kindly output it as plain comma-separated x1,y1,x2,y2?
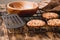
1,9,60,38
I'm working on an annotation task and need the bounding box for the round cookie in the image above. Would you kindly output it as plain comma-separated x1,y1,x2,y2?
27,19,46,28
42,12,59,19
47,19,60,27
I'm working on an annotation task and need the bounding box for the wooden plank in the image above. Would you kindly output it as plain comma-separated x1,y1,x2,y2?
0,23,9,40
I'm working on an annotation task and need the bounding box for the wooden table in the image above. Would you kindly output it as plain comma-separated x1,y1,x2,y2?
1,22,60,40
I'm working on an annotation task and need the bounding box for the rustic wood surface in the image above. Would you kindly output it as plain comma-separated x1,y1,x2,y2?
0,23,60,40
